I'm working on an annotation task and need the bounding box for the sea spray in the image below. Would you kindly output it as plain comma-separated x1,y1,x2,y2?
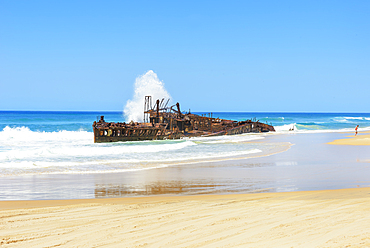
123,70,171,122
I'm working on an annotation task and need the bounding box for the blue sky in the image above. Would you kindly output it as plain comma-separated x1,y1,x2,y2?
1,1,369,112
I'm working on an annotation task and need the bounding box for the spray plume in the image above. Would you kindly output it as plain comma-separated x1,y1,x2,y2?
123,70,171,122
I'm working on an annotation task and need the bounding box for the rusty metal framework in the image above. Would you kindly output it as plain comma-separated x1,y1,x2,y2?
93,96,275,143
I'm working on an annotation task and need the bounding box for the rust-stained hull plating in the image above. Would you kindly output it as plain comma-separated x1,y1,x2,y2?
93,96,275,143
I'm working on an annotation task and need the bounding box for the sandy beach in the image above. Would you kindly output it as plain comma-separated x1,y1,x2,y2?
328,131,370,146
1,132,370,247
1,187,370,247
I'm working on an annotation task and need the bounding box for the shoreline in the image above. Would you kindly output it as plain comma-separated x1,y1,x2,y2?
1,131,370,200
327,131,370,146
2,187,370,247
1,186,369,210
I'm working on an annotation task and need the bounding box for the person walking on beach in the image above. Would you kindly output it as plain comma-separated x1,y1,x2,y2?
355,125,359,136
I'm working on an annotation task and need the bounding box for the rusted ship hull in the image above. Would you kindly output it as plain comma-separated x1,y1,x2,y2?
93,122,183,143
93,96,275,143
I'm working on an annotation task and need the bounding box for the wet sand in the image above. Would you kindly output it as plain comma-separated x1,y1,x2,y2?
2,187,370,247
1,132,370,200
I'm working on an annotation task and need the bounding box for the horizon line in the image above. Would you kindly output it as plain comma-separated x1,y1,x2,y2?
1,110,370,114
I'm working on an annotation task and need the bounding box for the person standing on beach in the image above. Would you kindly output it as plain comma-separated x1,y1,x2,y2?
355,125,359,136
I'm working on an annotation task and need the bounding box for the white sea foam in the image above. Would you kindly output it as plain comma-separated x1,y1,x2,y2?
0,148,263,176
334,116,370,122
274,123,297,132
0,126,91,143
191,134,265,144
0,126,197,162
273,123,370,134
123,70,171,122
344,117,365,120
1,125,271,176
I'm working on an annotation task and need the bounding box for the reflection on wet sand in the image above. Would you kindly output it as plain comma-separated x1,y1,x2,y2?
95,182,221,197
94,181,273,198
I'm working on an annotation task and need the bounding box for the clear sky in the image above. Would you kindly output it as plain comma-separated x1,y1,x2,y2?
1,1,369,112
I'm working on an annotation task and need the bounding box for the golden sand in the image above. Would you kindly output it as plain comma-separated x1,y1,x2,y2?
328,132,370,146
2,188,370,247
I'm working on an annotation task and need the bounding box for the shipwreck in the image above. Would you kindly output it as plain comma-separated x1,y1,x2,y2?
93,96,275,143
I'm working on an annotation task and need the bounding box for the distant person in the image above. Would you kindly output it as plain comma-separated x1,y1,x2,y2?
355,125,359,136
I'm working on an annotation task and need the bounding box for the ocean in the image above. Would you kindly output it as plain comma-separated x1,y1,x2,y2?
1,111,369,178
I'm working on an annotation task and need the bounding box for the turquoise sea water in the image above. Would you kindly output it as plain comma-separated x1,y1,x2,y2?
1,111,370,177
2,111,370,132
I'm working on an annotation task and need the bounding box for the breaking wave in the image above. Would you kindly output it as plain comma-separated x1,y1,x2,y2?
274,123,370,133
0,126,271,176
333,116,370,122
123,70,171,122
